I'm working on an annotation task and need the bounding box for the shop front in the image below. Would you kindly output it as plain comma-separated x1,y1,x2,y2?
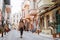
39,6,60,36
55,9,60,37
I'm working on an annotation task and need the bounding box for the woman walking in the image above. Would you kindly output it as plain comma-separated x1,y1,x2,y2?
18,20,24,38
4,24,10,35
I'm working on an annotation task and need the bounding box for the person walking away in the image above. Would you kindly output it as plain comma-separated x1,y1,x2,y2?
36,24,40,35
4,24,10,35
18,20,24,38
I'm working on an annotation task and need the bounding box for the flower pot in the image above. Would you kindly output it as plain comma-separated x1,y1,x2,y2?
53,33,57,38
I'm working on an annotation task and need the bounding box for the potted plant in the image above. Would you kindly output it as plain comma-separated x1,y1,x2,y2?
49,21,57,38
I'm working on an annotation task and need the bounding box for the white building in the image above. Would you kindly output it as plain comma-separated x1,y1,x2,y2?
0,0,3,10
10,13,21,29
10,0,24,29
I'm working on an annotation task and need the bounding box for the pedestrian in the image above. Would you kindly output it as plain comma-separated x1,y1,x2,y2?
18,20,24,38
4,24,10,35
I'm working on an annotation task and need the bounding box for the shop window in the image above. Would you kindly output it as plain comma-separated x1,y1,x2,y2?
56,10,60,24
56,9,60,33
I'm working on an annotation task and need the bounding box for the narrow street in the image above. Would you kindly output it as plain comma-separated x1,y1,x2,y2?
0,0,60,40
0,30,60,40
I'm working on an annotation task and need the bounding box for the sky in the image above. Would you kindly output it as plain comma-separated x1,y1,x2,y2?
0,0,3,10
11,0,24,15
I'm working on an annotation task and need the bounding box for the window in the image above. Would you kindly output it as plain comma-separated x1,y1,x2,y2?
56,10,60,33
46,15,50,27
14,20,15,22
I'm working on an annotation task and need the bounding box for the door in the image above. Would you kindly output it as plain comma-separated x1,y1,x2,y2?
56,10,60,34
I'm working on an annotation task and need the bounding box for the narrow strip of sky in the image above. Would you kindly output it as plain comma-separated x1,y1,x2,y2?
11,0,24,14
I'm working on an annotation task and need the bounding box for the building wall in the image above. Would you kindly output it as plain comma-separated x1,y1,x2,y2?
38,0,55,7
40,7,60,34
22,0,30,18
10,13,20,29
0,0,3,10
